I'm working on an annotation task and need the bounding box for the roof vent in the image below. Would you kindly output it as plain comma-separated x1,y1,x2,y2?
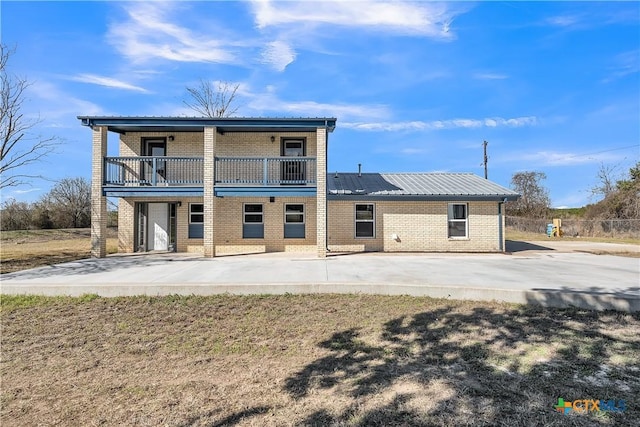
358,163,362,177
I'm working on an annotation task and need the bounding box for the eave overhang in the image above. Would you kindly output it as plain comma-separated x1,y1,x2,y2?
326,194,520,202
79,116,337,134
103,187,204,197
215,187,317,197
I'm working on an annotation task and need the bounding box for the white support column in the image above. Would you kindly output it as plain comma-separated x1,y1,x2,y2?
203,126,216,257
91,126,107,258
316,127,327,258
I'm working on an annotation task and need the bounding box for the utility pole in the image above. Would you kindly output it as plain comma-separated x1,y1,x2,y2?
483,140,488,179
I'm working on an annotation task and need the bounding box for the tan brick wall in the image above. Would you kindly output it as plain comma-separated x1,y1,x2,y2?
118,198,135,252
316,128,327,257
216,132,318,157
91,126,107,258
119,131,317,157
116,196,316,255
119,132,203,157
203,127,216,257
214,196,317,254
116,196,204,253
117,198,502,255
328,200,502,253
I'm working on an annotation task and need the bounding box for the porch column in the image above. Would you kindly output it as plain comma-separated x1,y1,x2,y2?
91,126,107,258
203,126,216,257
316,127,327,258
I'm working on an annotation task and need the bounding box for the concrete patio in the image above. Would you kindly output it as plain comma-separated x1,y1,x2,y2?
2,245,639,312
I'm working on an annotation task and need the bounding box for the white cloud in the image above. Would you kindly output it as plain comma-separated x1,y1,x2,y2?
502,150,625,167
261,41,296,71
243,86,389,120
342,116,538,132
251,0,465,39
27,80,105,126
473,73,509,80
523,151,623,166
13,188,42,195
546,15,581,27
71,74,150,93
108,2,237,64
602,50,640,83
399,148,429,155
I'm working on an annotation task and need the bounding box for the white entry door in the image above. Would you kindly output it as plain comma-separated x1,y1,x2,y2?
147,203,168,251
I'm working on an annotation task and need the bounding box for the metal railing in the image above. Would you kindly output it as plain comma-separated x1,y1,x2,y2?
104,156,317,187
215,157,316,185
104,157,204,186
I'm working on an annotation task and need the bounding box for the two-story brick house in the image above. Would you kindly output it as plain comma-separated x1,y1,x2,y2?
80,116,519,258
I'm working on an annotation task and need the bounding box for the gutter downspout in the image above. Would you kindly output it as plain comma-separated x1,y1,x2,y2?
498,200,504,252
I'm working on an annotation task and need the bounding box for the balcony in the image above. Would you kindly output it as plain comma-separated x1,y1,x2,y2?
104,157,204,186
102,156,317,197
215,157,316,186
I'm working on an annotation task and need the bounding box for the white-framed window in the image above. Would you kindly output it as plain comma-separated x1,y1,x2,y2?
284,204,305,238
243,204,264,238
244,204,263,224
188,203,204,239
448,203,468,238
355,204,375,238
285,204,304,224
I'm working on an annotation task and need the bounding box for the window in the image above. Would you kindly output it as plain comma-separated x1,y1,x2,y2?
284,204,305,238
188,203,204,239
355,204,375,238
448,203,468,238
243,204,264,238
281,138,307,183
244,204,263,223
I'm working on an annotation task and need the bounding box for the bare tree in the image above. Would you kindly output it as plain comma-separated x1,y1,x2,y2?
591,162,620,199
183,79,240,117
0,44,60,189
509,171,551,218
45,177,91,228
0,198,32,230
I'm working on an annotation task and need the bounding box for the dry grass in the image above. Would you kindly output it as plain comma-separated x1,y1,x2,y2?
506,228,640,245
1,295,638,426
0,229,118,274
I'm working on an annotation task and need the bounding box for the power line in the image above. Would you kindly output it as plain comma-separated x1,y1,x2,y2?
560,144,639,161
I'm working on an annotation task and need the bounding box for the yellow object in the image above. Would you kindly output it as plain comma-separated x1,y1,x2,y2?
552,218,563,237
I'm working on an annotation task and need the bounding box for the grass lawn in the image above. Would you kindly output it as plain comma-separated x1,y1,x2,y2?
1,295,638,426
0,229,118,274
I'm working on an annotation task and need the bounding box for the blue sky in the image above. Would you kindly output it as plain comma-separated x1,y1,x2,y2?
2,1,639,207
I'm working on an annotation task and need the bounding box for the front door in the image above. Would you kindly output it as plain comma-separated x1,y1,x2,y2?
147,203,169,251
281,139,306,183
143,138,167,184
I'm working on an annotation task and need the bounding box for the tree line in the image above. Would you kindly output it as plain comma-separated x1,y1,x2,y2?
509,162,640,219
1,177,95,230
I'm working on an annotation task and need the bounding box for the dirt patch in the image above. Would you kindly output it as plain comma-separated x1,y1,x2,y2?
507,239,640,258
0,228,118,274
1,295,638,426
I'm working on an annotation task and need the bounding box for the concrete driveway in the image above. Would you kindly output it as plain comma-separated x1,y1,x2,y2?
2,240,639,311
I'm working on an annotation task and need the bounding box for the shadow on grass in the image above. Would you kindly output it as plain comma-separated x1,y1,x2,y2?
283,306,639,426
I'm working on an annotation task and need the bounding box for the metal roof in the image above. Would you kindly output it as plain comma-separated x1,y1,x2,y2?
327,173,520,201
78,116,337,134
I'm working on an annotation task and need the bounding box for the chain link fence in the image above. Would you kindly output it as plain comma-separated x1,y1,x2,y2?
506,216,640,239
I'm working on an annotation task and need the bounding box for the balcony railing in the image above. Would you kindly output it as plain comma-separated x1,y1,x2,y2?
103,156,317,186
104,157,204,186
215,157,316,185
